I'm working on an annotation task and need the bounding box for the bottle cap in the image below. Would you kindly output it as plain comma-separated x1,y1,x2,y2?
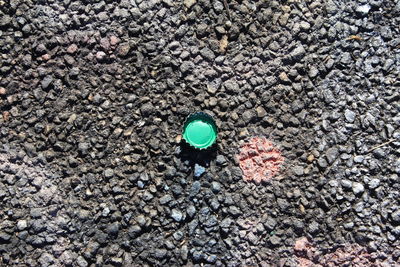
182,112,217,150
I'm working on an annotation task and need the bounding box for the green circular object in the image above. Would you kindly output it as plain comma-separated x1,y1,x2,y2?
183,112,217,149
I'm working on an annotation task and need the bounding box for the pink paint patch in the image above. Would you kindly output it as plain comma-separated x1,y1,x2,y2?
237,137,284,183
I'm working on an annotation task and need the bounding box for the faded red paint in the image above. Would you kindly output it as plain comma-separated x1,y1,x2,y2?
294,237,391,266
237,137,284,183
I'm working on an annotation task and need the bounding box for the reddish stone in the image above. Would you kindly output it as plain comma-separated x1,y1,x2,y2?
41,54,51,61
3,111,10,121
67,44,78,54
110,36,120,46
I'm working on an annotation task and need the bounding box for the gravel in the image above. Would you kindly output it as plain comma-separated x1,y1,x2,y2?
0,0,399,265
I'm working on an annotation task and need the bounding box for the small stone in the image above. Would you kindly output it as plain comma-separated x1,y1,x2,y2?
341,179,352,189
171,209,183,222
41,76,53,90
38,253,54,267
100,38,110,51
211,181,221,193
97,12,109,21
200,47,215,61
256,106,267,118
292,166,304,176
76,255,88,267
180,61,194,74
0,87,6,95
153,249,167,259
353,155,364,163
190,181,201,196
308,66,319,78
368,178,380,189
0,15,12,27
356,4,370,17
110,257,123,265
216,155,226,165
186,205,196,218
340,52,352,65
0,232,11,242
67,44,78,54
290,45,306,60
345,109,356,123
184,0,196,9
308,221,319,234
136,215,147,227
352,182,365,195
224,80,240,93
104,169,114,178
159,195,172,205
279,72,290,83
117,43,131,57
17,220,28,231
270,235,282,246
107,222,119,235
194,164,206,177
299,21,311,31
317,158,328,168
96,51,106,61
228,206,242,217
110,36,120,46
326,147,339,164
391,210,400,223
242,110,256,123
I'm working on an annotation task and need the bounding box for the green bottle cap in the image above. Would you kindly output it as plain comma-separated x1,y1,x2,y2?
182,112,217,149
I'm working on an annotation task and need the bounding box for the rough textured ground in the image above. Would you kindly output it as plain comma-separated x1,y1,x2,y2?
0,0,399,266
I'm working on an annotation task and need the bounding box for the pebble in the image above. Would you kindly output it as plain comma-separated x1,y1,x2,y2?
180,61,194,74
200,47,215,61
194,164,206,177
0,15,12,27
356,4,371,17
341,179,352,189
96,51,106,61
308,221,319,234
17,220,28,231
76,256,88,267
171,209,183,222
352,182,365,195
104,169,114,178
186,205,196,218
290,45,306,60
67,44,78,54
211,181,221,193
345,109,356,123
270,235,282,246
41,76,53,90
391,210,400,223
117,43,131,57
216,155,226,165
184,0,196,9
353,155,364,163
292,166,304,176
368,178,380,189
326,147,339,164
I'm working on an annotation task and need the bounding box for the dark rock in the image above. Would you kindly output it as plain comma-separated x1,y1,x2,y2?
107,222,119,235
391,210,400,223
326,147,339,164
41,76,53,90
200,47,215,61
